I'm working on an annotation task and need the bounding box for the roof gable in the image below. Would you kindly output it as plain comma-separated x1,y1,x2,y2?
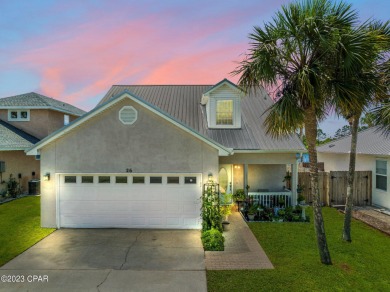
98,84,306,152
202,78,243,96
26,91,232,156
0,92,86,116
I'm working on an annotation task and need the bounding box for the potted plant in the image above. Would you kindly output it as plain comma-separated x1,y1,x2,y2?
297,194,306,205
283,172,291,189
233,189,246,211
220,193,233,222
247,204,258,221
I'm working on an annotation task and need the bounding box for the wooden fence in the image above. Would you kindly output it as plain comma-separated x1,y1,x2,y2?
298,171,372,206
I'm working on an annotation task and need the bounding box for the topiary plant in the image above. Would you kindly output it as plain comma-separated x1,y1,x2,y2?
233,189,245,201
201,228,224,251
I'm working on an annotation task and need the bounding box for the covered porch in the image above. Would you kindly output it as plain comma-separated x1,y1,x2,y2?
219,152,300,206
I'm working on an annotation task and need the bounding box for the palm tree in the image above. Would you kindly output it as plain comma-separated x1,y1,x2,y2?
331,21,390,242
234,0,370,265
373,59,390,135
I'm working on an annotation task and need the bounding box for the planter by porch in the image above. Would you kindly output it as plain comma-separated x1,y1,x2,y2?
248,214,255,221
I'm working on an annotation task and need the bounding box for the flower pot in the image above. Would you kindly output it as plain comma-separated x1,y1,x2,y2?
248,214,255,221
222,222,230,231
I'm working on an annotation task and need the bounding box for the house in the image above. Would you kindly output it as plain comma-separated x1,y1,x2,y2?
0,92,86,194
317,127,390,210
26,79,306,229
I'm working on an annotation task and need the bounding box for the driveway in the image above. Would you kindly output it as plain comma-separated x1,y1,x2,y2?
0,229,206,291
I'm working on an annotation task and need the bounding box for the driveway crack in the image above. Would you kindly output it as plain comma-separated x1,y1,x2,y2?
120,231,142,270
97,269,112,292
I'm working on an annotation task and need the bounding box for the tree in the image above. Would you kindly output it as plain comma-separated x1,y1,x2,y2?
234,0,366,265
334,125,351,139
330,21,390,242
372,59,390,136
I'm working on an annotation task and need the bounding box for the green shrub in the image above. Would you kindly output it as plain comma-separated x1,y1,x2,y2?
233,189,245,201
201,228,224,251
202,182,222,232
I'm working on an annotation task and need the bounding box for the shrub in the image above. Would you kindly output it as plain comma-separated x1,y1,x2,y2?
233,189,245,201
201,228,224,251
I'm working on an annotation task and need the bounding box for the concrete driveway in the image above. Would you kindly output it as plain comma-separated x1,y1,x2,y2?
0,229,206,291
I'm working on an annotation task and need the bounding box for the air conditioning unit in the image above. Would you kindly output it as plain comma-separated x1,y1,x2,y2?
0,161,5,173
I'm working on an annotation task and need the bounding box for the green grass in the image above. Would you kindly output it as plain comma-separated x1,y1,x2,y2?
207,207,390,291
0,196,55,266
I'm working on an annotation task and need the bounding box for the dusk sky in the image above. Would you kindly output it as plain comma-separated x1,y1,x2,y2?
1,0,389,136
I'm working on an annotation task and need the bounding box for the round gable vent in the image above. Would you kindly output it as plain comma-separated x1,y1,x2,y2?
119,106,138,125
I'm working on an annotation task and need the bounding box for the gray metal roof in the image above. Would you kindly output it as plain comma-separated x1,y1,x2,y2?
0,120,40,150
0,92,86,116
317,127,390,156
100,85,305,151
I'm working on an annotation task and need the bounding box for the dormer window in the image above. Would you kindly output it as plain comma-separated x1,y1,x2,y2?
202,79,243,129
8,109,30,121
216,100,233,125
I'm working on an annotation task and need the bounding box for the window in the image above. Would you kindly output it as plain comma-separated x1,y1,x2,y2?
119,106,138,125
116,176,128,183
216,100,233,125
185,177,197,184
64,176,77,183
82,176,94,183
133,176,145,184
376,160,387,191
98,176,111,183
150,176,162,184
64,115,70,125
167,176,180,184
8,109,30,121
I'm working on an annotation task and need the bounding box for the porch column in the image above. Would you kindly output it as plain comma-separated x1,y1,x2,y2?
292,162,298,206
244,163,248,196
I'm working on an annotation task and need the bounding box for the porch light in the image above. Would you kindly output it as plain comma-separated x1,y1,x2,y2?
43,172,50,181
234,165,241,169
208,173,214,182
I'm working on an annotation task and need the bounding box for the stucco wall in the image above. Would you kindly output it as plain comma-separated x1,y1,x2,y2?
39,98,219,227
318,152,390,209
0,109,78,139
0,150,40,194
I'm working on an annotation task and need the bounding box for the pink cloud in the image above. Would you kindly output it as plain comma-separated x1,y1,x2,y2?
10,4,259,109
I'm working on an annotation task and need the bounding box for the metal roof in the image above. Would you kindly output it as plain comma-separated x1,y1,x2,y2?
0,92,86,116
100,85,305,151
317,127,390,156
0,120,40,150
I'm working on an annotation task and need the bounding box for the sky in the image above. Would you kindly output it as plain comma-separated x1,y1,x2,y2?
0,0,389,136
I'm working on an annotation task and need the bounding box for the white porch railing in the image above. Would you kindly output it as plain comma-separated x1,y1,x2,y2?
248,191,292,207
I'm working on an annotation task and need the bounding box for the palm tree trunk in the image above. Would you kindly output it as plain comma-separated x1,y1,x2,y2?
305,106,332,265
343,113,360,242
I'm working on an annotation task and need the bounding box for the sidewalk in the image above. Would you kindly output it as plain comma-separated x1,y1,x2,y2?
352,206,390,236
205,211,274,270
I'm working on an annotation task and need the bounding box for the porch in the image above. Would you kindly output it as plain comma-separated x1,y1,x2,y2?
219,152,300,207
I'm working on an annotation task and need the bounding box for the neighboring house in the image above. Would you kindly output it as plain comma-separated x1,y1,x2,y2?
27,79,306,229
0,92,86,194
318,127,390,210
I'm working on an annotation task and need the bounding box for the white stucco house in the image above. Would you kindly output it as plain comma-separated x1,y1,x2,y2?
27,79,305,229
318,127,390,210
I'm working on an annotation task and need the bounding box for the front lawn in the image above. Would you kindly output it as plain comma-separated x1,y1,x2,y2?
207,207,390,291
0,196,55,266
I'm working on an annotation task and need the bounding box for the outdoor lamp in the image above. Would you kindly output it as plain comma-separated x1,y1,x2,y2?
43,172,50,181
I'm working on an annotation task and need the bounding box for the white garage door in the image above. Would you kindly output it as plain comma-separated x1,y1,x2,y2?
58,173,202,229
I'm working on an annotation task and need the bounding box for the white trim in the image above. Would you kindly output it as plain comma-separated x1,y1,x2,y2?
1,106,83,117
8,109,30,121
234,149,307,154
26,92,232,156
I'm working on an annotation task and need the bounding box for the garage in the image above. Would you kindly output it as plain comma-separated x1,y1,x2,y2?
58,173,202,229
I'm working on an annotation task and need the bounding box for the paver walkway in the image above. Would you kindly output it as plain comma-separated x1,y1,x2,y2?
352,206,390,236
205,211,274,270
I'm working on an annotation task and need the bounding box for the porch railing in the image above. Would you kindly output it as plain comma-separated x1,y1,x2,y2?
248,191,292,207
